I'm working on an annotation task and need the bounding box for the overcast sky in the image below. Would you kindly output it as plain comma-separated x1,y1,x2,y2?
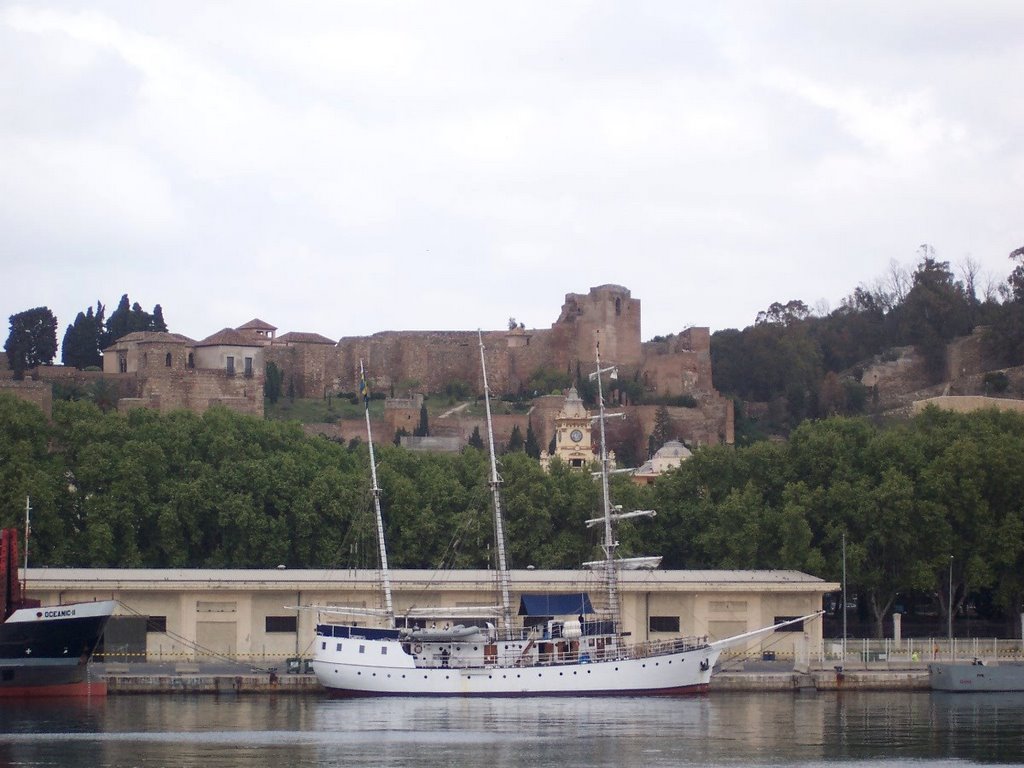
3,2,1022,348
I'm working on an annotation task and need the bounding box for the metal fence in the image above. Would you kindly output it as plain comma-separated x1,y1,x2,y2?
825,637,1024,666
717,636,1024,670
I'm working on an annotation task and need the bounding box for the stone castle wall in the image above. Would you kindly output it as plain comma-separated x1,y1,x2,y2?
632,396,735,447
305,285,711,400
268,284,730,448
639,327,714,398
0,379,53,418
265,343,335,400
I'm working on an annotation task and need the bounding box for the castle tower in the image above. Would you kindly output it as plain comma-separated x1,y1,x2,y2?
554,285,642,370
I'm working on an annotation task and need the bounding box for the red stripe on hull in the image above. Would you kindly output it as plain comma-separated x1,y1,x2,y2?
0,679,107,698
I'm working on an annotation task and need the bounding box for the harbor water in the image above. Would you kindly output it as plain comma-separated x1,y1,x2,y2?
2,691,1024,767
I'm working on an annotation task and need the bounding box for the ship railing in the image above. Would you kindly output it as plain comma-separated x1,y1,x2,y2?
626,636,709,660
411,634,709,669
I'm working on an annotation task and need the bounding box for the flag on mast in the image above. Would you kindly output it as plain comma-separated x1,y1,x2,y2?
359,371,370,404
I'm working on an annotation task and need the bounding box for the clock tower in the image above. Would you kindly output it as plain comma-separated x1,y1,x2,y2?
542,386,596,470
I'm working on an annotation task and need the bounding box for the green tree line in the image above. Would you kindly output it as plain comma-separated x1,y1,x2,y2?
2,394,1023,637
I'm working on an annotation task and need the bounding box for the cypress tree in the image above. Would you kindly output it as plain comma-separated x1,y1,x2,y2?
151,304,167,332
506,424,524,453
414,403,429,436
524,420,540,459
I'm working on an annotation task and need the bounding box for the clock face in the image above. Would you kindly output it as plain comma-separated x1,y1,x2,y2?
570,429,583,443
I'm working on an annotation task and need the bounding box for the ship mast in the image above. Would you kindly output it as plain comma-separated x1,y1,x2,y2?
590,341,621,626
361,360,394,627
478,330,513,635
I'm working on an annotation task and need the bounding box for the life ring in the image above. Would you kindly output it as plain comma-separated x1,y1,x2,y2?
413,643,423,655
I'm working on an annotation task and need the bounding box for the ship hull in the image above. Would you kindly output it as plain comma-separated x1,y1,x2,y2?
930,662,1024,692
0,600,115,697
0,659,108,698
312,632,719,698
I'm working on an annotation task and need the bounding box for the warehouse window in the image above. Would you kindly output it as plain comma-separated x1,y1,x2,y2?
265,616,297,633
773,616,804,632
649,616,680,633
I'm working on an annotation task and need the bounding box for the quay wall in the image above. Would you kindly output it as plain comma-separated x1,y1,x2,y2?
97,668,932,694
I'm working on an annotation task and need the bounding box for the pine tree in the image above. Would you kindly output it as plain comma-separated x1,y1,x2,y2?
5,307,58,376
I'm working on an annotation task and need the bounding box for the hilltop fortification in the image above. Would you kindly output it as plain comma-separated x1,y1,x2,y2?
263,284,733,447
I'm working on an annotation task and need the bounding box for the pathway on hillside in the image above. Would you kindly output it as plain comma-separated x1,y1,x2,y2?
438,402,471,419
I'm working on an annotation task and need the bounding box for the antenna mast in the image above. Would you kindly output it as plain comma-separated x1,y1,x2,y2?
479,330,513,634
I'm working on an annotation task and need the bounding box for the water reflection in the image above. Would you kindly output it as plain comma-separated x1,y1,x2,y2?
1,692,1024,767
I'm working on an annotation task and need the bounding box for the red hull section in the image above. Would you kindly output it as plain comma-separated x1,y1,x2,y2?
0,679,107,698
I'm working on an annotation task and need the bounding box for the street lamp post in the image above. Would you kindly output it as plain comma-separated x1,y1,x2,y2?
842,532,847,661
948,555,954,659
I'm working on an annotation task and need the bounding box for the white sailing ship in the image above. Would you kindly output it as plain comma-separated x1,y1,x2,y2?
311,339,816,697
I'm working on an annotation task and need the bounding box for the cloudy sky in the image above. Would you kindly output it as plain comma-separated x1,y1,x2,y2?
2,2,1022,348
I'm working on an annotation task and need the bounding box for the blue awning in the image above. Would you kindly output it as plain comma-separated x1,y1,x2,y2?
518,593,594,617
